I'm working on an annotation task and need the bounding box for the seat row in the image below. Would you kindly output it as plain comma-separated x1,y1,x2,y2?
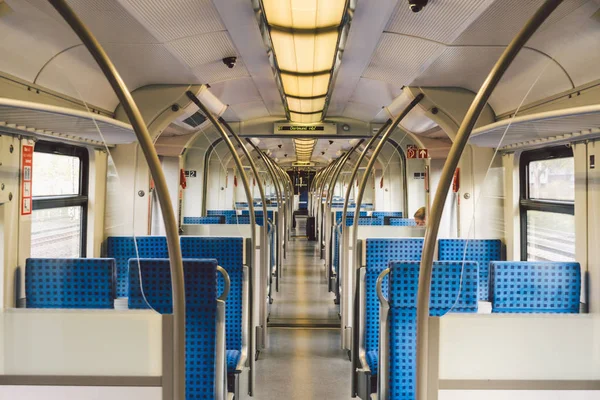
25,256,237,399
353,237,581,400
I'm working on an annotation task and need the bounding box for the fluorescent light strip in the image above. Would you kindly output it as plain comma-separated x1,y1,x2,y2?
262,0,347,124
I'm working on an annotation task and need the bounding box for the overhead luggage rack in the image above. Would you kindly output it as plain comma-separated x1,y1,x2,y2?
0,98,135,146
469,104,600,150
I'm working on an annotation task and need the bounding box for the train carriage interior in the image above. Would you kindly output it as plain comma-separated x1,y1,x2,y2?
1,0,600,399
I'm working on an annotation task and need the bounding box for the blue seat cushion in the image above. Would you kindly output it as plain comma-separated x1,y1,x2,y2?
227,349,242,373
366,350,379,376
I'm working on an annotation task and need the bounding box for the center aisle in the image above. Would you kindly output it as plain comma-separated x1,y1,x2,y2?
253,235,352,399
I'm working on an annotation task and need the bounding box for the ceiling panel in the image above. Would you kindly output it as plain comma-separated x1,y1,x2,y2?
35,46,118,110
362,33,444,87
412,47,574,115
453,0,590,46
192,60,250,85
168,31,238,68
209,77,263,106
385,0,492,44
342,101,384,122
29,0,160,44
118,0,224,42
229,101,270,121
0,0,79,83
349,78,403,108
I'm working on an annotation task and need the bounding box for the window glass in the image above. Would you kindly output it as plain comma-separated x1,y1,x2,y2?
526,210,575,262
528,157,574,201
31,207,82,258
32,152,80,197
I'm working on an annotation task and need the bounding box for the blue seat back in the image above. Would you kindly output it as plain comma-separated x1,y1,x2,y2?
364,239,424,357
105,236,168,297
372,211,403,218
180,237,244,353
227,215,264,226
241,210,274,221
128,258,219,399
490,261,581,314
26,258,115,309
207,210,237,218
345,217,384,226
387,261,478,399
388,218,417,226
183,216,224,224
335,210,367,223
438,239,502,301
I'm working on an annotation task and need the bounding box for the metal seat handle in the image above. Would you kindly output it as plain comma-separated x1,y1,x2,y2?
217,266,230,301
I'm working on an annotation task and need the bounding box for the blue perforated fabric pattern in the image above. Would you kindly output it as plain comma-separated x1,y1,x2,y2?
183,216,223,224
180,237,244,356
388,218,417,226
335,211,367,223
226,350,241,372
364,239,424,364
127,258,218,399
438,239,502,301
372,211,403,218
387,261,478,399
490,261,581,314
26,258,115,309
366,350,379,376
345,217,384,226
207,210,237,217
241,210,274,221
105,236,168,297
227,215,264,226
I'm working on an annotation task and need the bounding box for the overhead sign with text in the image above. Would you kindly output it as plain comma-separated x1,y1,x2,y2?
274,122,337,135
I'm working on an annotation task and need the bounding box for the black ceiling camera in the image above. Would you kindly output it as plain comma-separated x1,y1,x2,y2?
223,56,237,69
278,144,282,149
408,0,428,12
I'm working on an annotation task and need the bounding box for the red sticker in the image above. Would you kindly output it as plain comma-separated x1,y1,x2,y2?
21,145,34,215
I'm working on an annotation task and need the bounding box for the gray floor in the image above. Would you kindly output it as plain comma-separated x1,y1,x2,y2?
254,235,352,399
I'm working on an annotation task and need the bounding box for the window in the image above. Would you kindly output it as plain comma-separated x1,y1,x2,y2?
31,142,89,258
520,147,575,262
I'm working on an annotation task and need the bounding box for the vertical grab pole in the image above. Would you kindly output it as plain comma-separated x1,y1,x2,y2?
349,94,424,394
218,118,271,353
414,2,563,399
46,1,187,398
186,94,258,396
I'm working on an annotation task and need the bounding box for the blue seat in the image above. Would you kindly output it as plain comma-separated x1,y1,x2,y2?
335,210,367,223
345,217,384,226
362,239,424,376
207,209,237,218
227,215,264,226
372,211,403,218
184,216,224,224
387,217,417,226
25,258,115,309
490,261,580,314
180,237,245,374
438,239,503,301
241,209,274,221
127,258,221,399
104,236,168,297
385,260,478,399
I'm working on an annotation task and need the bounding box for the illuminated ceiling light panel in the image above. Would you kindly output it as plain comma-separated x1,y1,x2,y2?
262,0,348,124
287,97,326,114
270,30,338,74
281,73,330,98
293,138,317,161
262,0,345,29
290,112,322,123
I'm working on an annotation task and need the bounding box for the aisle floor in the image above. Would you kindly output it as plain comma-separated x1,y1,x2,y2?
253,236,352,399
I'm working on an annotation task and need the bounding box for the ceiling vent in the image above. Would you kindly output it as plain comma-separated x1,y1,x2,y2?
182,111,207,128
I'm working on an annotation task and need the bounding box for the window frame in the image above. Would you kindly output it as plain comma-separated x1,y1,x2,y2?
32,141,89,257
519,145,574,261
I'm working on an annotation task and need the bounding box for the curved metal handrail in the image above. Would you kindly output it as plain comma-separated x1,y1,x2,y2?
415,1,564,399
216,266,231,301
